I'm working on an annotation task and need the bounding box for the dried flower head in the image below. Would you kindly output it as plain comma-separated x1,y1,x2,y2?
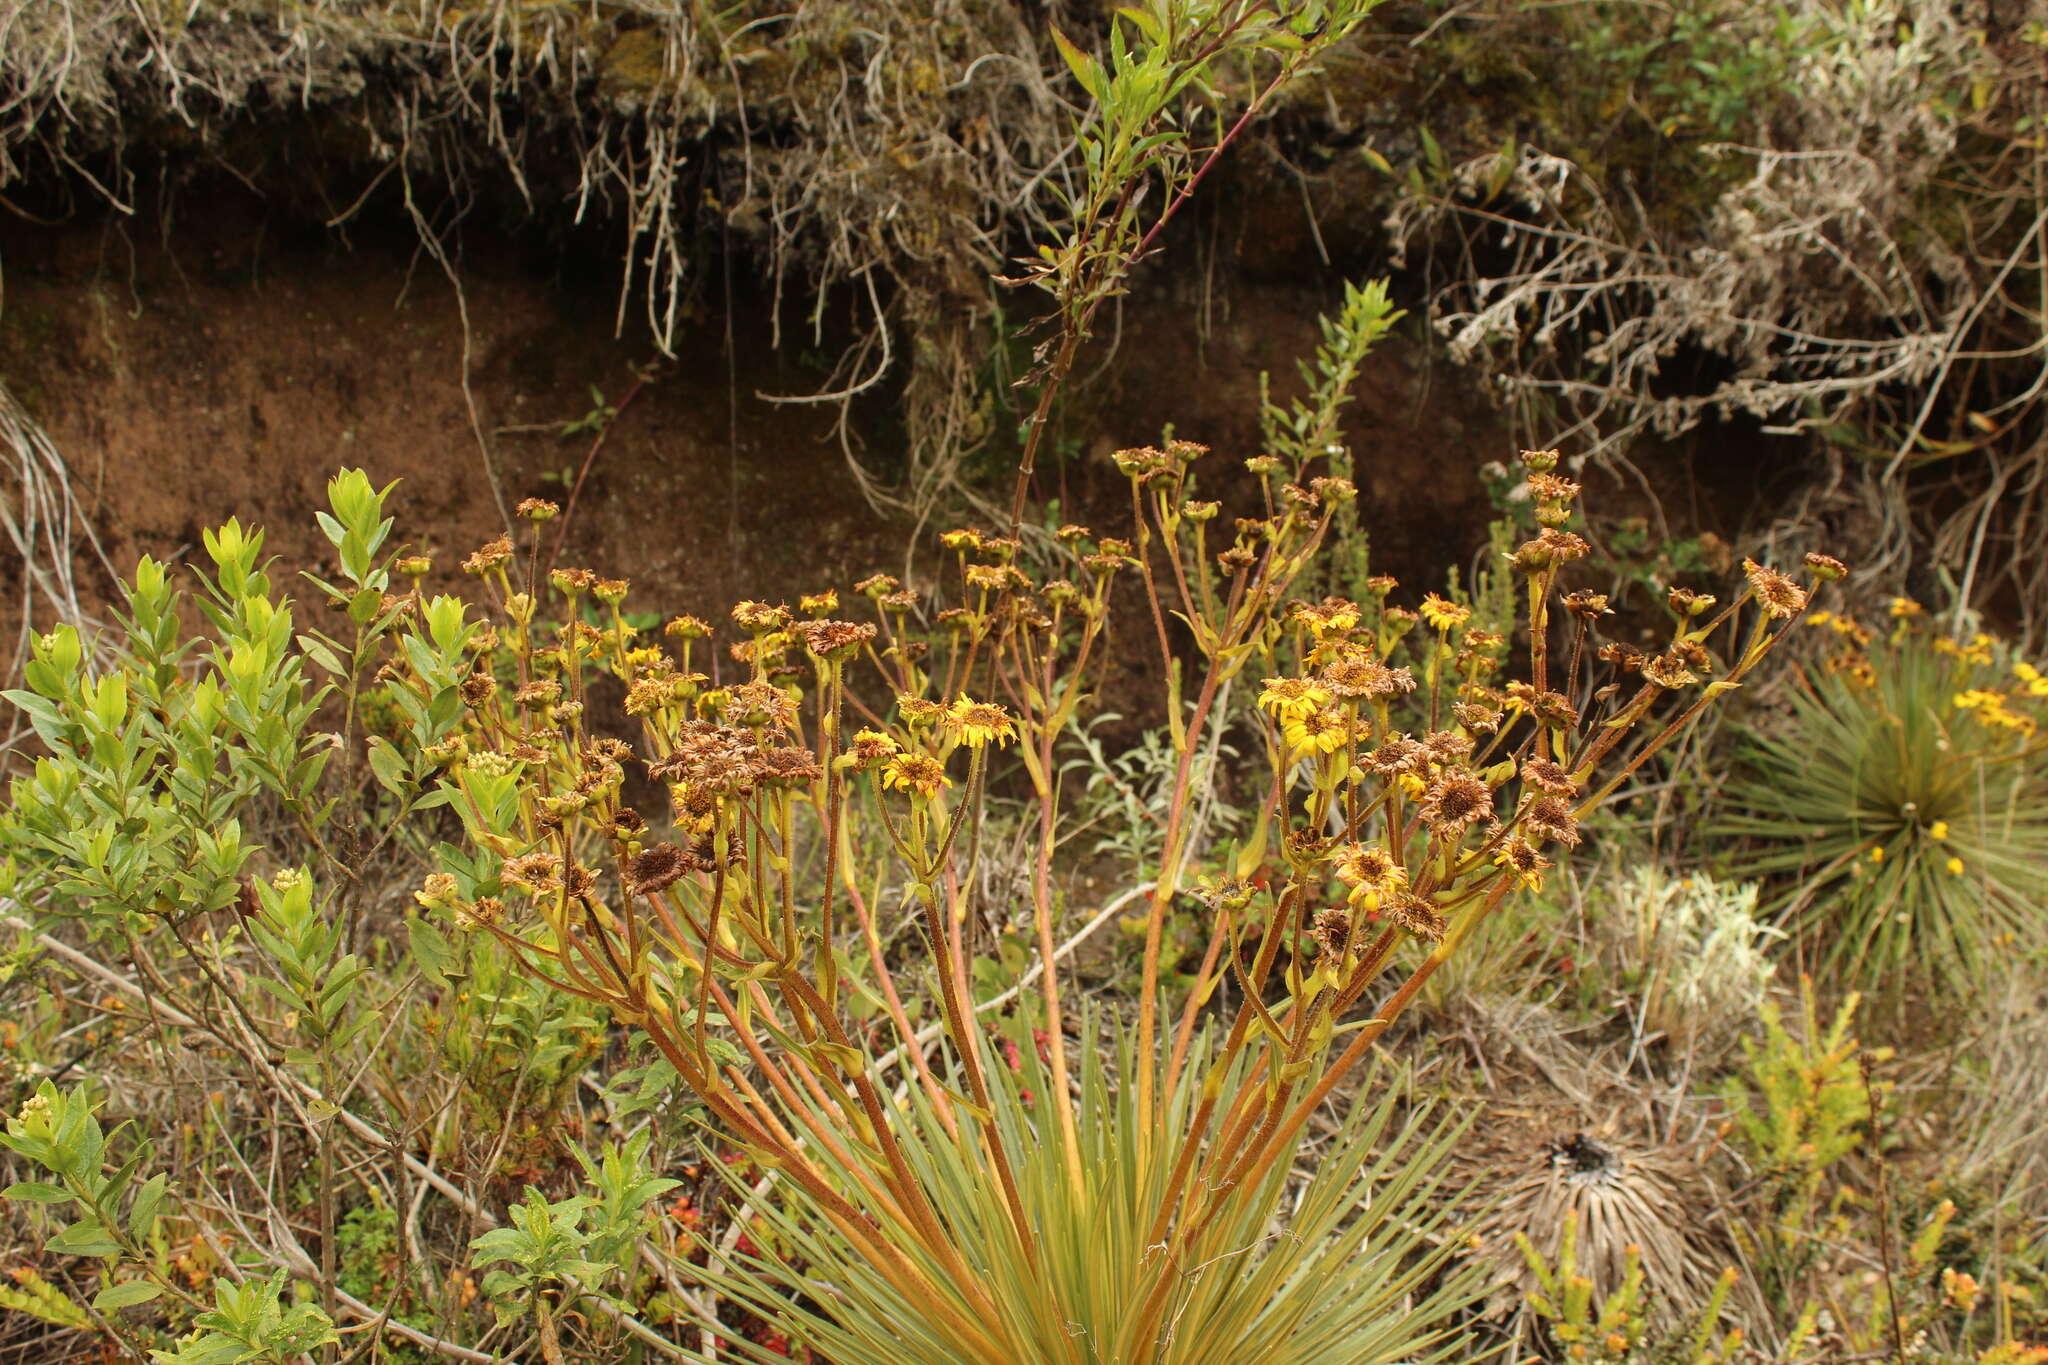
1310,907,1354,958
1522,795,1583,848
731,600,792,634
1421,771,1493,834
854,573,900,598
463,536,513,575
502,851,565,896
665,615,711,641
455,896,505,932
1506,684,1581,729
516,679,564,708
624,843,696,896
1521,757,1581,797
1319,656,1385,700
727,680,798,731
1112,446,1170,480
1364,735,1428,778
649,722,763,797
1641,652,1699,690
1452,701,1503,734
794,619,876,661
459,672,498,708
1382,892,1447,943
756,745,825,786
516,497,560,522
1667,587,1716,618
1564,591,1611,621
1512,529,1592,571
1742,560,1807,618
1802,552,1847,581
1423,729,1475,764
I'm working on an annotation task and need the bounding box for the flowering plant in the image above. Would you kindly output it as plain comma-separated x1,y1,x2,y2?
1718,606,2048,991
392,445,1827,1359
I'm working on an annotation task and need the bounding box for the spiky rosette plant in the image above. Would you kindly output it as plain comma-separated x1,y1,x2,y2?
376,441,1829,1361
1714,610,2048,993
1472,1130,1734,1335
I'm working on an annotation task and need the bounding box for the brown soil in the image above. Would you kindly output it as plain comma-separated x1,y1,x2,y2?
0,193,903,639
0,175,1514,656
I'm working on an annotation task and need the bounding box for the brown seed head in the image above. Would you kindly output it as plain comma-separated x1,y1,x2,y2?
463,536,514,575
1803,552,1848,582
1310,907,1354,958
1421,771,1493,832
1642,652,1699,689
855,573,900,598
1424,729,1475,763
794,619,876,661
755,745,824,787
1564,591,1611,621
731,600,791,634
1521,757,1581,797
1743,560,1808,618
1522,795,1583,848
1383,892,1447,942
624,842,695,896
502,851,565,896
1364,735,1428,777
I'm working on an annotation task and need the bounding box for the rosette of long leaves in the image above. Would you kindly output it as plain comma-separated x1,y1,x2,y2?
691,1018,1478,1364
1715,626,2048,991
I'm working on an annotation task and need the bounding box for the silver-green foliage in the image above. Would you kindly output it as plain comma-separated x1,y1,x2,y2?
694,1018,1479,1365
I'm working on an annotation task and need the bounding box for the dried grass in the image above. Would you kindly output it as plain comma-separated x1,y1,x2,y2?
1391,0,2048,636
0,378,111,690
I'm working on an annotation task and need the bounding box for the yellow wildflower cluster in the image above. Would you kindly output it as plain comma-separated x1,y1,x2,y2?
1933,632,1996,666
1953,687,2038,736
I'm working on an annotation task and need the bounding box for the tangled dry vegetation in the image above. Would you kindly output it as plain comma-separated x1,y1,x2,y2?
0,0,1081,518
1392,0,2048,635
